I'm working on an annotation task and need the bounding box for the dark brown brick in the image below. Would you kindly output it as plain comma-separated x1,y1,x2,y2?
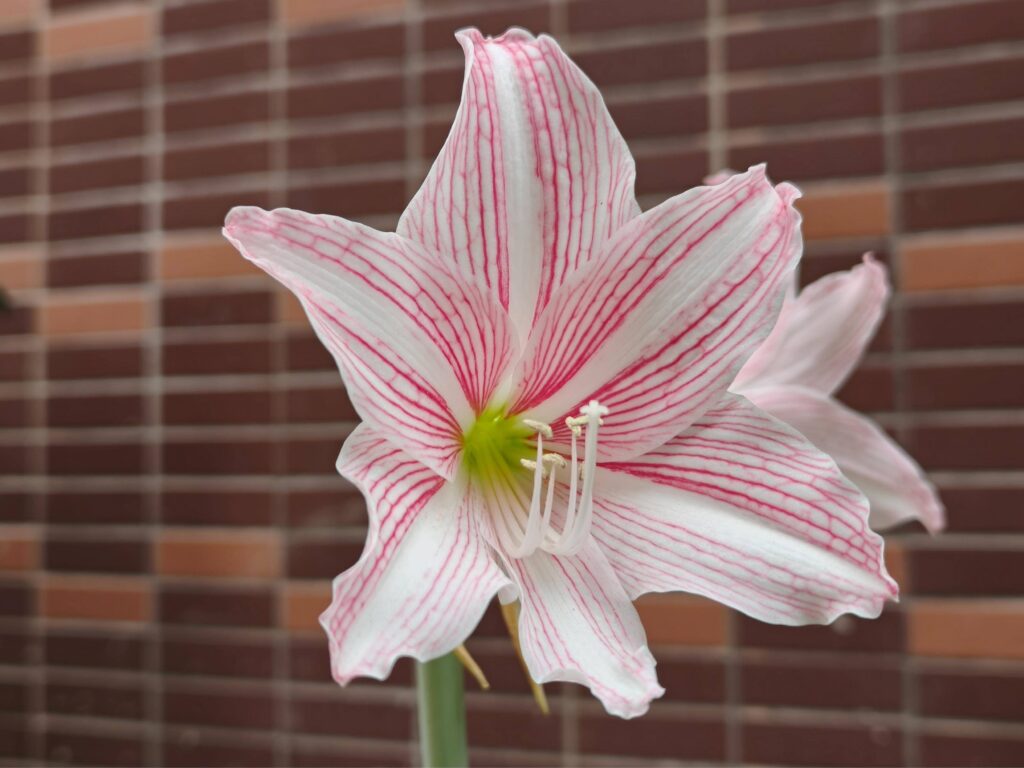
288,76,404,120
163,189,271,230
728,0,857,10
423,2,549,52
286,489,366,528
289,22,405,70
0,31,33,64
921,734,1024,767
286,332,334,371
902,117,1024,172
634,149,708,197
47,394,144,428
0,681,28,713
655,656,725,703
728,17,878,71
287,179,405,217
610,94,708,140
47,491,146,525
287,538,362,579
568,0,704,32
290,695,412,739
0,74,32,108
907,363,1024,411
51,107,145,148
163,337,271,376
0,167,30,198
744,722,902,767
46,629,145,671
161,490,274,527
47,443,144,476
919,669,1024,722
0,213,31,244
0,721,30,761
163,440,273,475
162,734,276,768
50,60,143,101
738,610,904,653
46,681,144,719
836,364,895,413
904,178,1024,232
286,386,357,423
573,39,706,88
903,425,1024,471
286,437,344,475
0,351,27,382
742,659,901,709
160,585,274,627
421,65,462,107
731,133,884,182
910,549,1024,596
580,713,725,761
468,708,562,752
45,536,149,575
940,486,1024,533
162,288,273,327
163,390,273,426
163,0,270,37
48,203,143,241
43,730,144,767
730,75,881,128
0,627,32,665
291,743,412,768
0,120,32,153
161,636,274,679
163,141,269,181
898,0,1024,53
47,252,146,288
0,398,28,428
900,57,1024,113
50,156,145,194
163,687,275,730
164,90,270,134
48,343,142,380
288,126,405,170
0,581,32,617
906,299,1024,350
163,41,269,86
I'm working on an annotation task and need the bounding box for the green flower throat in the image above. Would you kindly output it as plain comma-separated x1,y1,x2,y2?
461,407,534,486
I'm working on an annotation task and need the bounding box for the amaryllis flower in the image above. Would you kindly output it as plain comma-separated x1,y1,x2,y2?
223,28,896,718
732,255,945,532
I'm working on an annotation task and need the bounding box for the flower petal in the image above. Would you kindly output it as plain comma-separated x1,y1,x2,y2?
500,540,663,718
513,166,802,460
595,393,898,625
733,254,888,394
321,424,511,684
745,385,945,533
224,206,517,479
398,28,640,342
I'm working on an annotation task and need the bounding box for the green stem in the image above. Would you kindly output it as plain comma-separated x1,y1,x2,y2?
416,653,469,768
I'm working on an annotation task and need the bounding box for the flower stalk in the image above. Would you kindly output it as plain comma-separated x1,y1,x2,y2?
416,653,469,768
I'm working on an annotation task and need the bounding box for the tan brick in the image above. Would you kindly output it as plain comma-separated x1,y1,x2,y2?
798,180,890,241
636,593,728,647
157,530,281,579
0,248,42,291
41,292,148,337
160,233,262,281
0,526,38,572
281,0,405,26
902,231,1024,292
42,576,151,622
909,599,1024,660
283,582,331,633
45,6,152,64
0,0,38,27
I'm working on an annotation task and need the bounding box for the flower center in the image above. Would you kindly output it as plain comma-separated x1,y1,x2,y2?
462,401,608,560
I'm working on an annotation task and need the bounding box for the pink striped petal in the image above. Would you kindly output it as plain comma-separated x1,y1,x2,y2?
512,166,803,460
746,385,945,533
501,540,663,718
398,28,640,342
734,254,888,395
321,424,511,684
595,393,898,625
224,206,517,480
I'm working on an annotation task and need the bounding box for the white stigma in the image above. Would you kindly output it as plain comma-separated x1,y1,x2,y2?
506,400,608,558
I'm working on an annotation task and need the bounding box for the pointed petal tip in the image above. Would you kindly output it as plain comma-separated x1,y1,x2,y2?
223,205,272,234
454,25,536,48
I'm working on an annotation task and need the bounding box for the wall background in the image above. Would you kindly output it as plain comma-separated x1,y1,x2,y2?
0,0,1022,765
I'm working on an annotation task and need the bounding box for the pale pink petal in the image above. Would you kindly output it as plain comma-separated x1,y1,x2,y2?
321,424,511,684
398,28,640,342
745,385,945,533
733,254,888,395
500,539,663,718
224,206,517,480
512,166,803,460
594,393,898,625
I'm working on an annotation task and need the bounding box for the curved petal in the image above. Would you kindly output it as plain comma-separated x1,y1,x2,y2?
594,393,898,625
733,254,888,395
224,206,517,479
513,166,803,460
398,28,640,342
745,385,945,533
321,424,511,684
499,539,663,718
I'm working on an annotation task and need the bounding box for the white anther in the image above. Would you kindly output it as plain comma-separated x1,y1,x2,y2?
522,419,553,438
542,453,566,468
564,416,583,438
520,459,538,471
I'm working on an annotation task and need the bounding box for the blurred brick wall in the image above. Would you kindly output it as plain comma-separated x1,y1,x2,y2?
0,0,1022,765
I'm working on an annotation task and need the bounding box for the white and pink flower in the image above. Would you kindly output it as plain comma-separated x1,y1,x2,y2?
224,28,897,718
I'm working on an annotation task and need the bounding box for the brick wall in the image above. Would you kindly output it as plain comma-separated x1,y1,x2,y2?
0,0,1022,765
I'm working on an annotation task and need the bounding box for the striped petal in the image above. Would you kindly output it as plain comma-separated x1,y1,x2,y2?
500,539,663,718
224,206,517,480
512,166,802,460
321,424,511,684
746,385,945,533
733,254,888,395
595,393,897,625
398,28,640,342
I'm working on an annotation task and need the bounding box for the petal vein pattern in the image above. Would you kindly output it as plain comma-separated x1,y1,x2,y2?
514,167,802,460
322,425,511,684
224,206,518,479
398,28,640,341
596,394,897,625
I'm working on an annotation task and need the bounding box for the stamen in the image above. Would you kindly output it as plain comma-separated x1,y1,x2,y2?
507,418,553,558
548,400,608,556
